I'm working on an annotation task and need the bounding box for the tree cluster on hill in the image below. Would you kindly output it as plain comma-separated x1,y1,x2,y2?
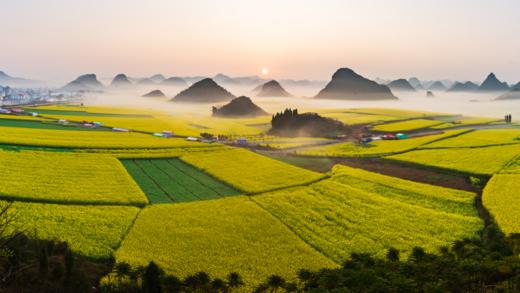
269,108,348,137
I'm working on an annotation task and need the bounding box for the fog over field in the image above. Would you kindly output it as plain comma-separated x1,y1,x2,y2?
84,84,519,121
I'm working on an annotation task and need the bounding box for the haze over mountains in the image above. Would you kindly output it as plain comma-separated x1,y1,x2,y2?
315,68,397,100
253,80,293,97
212,96,268,117
3,68,519,104
172,78,235,103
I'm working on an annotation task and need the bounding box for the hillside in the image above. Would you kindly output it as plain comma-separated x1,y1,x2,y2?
212,96,269,117
111,73,132,88
254,80,293,97
173,78,235,103
142,89,167,98
160,77,188,87
479,73,509,91
408,77,424,90
428,81,447,91
387,79,416,92
315,68,397,100
449,81,480,92
62,74,104,91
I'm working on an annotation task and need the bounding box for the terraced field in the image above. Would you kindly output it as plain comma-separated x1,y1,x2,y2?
122,158,239,203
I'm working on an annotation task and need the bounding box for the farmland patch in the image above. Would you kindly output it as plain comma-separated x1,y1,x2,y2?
122,158,240,203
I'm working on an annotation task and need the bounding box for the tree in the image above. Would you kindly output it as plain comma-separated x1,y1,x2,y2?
39,245,49,276
266,275,285,292
226,272,244,289
410,246,426,262
386,247,400,262
143,261,163,293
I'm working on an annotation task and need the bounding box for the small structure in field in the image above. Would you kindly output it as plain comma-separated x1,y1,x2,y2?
162,130,173,138
112,127,130,132
186,137,199,142
236,138,248,145
396,133,409,139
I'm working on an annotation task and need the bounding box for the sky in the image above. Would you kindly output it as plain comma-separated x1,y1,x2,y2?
1,0,519,84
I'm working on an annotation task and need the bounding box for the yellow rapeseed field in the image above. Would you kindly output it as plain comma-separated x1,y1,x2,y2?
0,150,148,205
115,197,337,286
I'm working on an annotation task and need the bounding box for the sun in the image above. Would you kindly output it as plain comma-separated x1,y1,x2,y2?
261,68,269,75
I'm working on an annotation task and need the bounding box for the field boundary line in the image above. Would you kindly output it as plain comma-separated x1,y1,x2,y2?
248,196,340,266
246,175,329,196
112,207,144,254
0,193,146,207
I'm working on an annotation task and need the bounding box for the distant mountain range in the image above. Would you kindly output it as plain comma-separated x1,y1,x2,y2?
315,68,397,100
49,71,520,95
0,70,45,87
448,81,480,92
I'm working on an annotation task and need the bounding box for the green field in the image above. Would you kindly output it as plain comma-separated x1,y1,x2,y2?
122,158,240,203
115,197,337,286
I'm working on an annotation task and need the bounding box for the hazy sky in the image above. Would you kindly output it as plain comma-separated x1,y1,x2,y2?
1,0,519,84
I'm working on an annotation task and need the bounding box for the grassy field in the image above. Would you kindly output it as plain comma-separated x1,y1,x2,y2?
0,150,147,205
421,129,520,148
122,158,239,203
297,129,469,157
9,201,139,259
115,197,337,286
372,119,444,132
253,168,481,263
180,148,326,193
387,144,520,175
483,174,520,235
